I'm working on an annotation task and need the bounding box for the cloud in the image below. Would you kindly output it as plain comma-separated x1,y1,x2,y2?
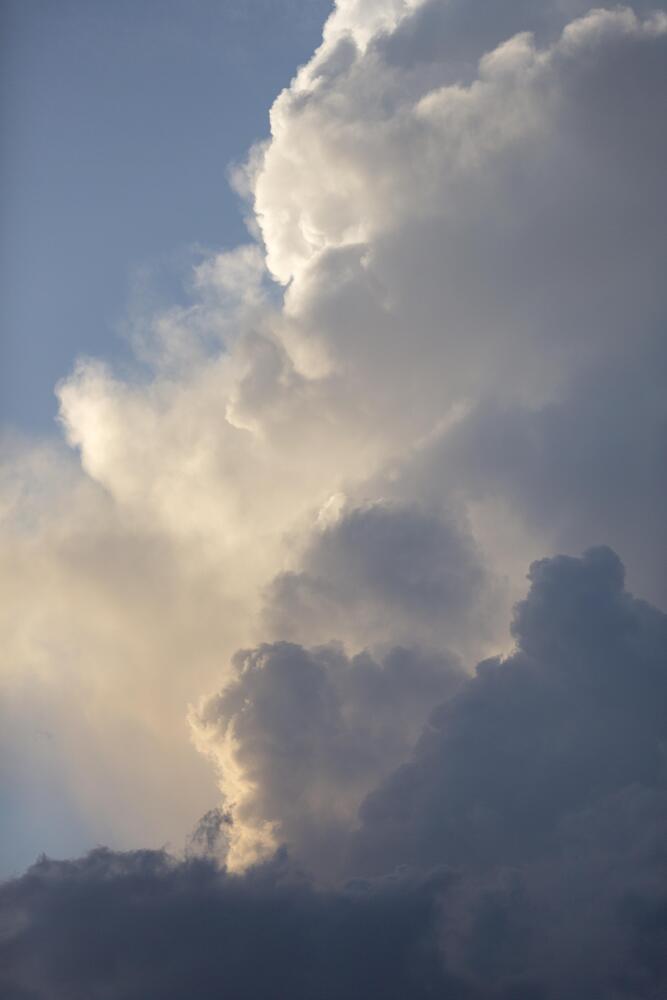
1,547,666,997
1,1,666,964
263,498,494,656
243,0,667,608
0,437,222,866
0,849,455,1000
426,349,667,608
192,639,462,874
50,0,667,626
353,548,667,876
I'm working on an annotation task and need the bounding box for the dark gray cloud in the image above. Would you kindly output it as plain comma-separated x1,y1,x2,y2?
437,784,667,998
354,548,667,873
0,850,454,1000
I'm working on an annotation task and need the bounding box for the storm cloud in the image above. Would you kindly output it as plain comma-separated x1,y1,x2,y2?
2,548,667,997
1,0,666,994
0,850,453,1000
353,547,667,874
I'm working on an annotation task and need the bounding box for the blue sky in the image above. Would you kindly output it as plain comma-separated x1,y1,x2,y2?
1,0,331,431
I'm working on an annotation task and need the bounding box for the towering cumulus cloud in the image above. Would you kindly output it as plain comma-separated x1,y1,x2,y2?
3,549,667,996
1,0,666,995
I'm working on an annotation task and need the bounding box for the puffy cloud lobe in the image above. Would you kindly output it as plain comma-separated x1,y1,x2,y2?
353,548,667,874
264,499,493,656
376,0,667,83
192,639,463,874
259,4,667,344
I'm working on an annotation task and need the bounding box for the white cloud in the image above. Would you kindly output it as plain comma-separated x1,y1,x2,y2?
1,0,666,869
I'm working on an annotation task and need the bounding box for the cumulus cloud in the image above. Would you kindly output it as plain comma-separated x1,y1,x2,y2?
263,498,494,656
2,548,666,997
1,3,666,993
352,547,667,875
245,0,667,608
192,639,462,874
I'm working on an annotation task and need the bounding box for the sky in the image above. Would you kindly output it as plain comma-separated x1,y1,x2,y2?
1,0,331,430
1,1,666,997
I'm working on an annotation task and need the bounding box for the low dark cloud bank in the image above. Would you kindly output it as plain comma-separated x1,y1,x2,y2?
0,851,453,1000
2,547,666,998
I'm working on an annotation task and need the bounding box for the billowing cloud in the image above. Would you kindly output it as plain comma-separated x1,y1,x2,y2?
192,639,462,873
263,498,495,656
352,547,667,874
1,0,666,990
2,548,666,997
